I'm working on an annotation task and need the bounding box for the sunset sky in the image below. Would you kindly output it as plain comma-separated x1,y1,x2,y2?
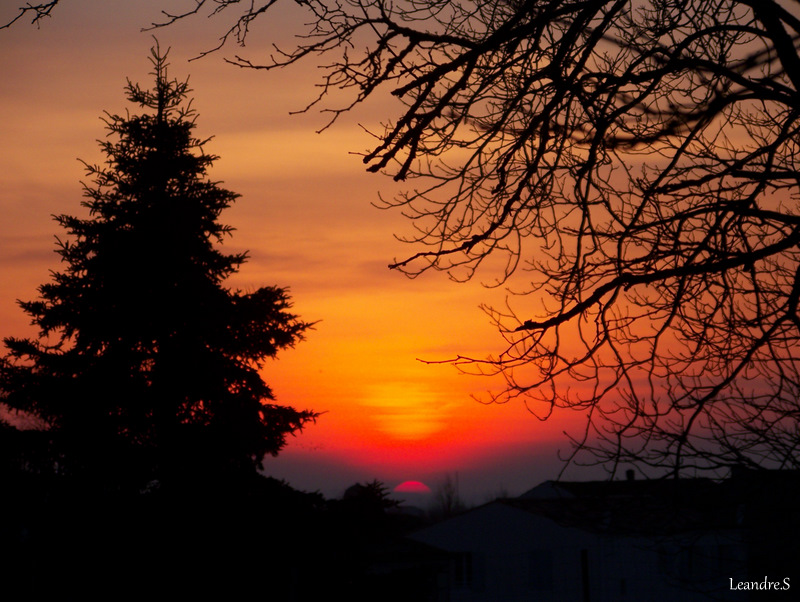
0,1,590,501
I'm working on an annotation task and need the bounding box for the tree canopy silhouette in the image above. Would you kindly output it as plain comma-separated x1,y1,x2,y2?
7,1,800,477
0,44,316,490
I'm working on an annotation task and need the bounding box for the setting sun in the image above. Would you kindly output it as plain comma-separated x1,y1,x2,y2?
394,480,432,494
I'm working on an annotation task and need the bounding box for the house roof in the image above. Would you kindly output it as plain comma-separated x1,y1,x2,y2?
511,469,800,536
516,477,720,533
410,469,800,549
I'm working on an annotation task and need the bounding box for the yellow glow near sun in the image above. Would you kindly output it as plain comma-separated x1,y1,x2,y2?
361,382,448,441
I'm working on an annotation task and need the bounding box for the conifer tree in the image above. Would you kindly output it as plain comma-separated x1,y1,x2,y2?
0,45,315,490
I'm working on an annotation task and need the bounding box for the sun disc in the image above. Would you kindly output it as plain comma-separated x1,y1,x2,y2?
394,480,432,494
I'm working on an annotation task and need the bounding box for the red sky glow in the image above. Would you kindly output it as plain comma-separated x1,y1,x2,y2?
0,0,593,500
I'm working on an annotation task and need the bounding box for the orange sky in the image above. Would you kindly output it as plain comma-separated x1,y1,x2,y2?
0,1,588,500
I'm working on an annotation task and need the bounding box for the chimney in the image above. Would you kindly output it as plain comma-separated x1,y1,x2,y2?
626,469,635,481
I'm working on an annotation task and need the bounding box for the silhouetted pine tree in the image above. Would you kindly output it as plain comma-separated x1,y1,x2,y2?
0,45,315,492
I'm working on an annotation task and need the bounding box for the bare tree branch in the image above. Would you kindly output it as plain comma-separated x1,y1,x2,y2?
167,0,800,478
2,1,60,29
10,0,800,478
